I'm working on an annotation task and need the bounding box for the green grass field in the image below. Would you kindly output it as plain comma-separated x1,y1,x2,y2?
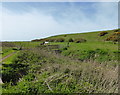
2,51,20,64
1,29,119,94
45,29,118,42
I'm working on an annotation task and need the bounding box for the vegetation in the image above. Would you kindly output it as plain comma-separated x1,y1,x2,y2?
99,31,108,36
105,32,120,42
2,47,118,94
74,38,87,43
1,29,119,94
68,38,74,42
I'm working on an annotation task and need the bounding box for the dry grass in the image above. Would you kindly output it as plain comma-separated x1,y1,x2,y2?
30,47,118,93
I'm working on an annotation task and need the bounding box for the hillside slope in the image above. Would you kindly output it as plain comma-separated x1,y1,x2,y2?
2,29,119,94
32,29,120,42
32,29,119,63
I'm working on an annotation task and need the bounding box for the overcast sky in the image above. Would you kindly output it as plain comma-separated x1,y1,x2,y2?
0,2,118,41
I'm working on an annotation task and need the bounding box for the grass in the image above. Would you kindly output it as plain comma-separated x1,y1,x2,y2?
2,50,15,58
1,29,119,94
45,29,117,42
12,41,41,48
40,29,119,65
50,41,117,51
2,47,118,93
3,51,20,64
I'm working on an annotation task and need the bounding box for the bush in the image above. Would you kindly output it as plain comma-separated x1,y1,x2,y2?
99,32,108,36
47,39,55,42
64,68,70,73
105,35,119,42
2,63,28,84
2,47,118,93
113,32,120,35
64,35,67,37
114,29,120,32
68,38,74,42
55,38,65,42
32,38,65,42
62,47,68,50
12,47,20,50
74,38,87,43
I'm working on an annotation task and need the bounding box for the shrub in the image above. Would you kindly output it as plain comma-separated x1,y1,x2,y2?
114,29,120,32
74,38,87,43
2,47,118,93
55,38,65,42
23,73,35,81
47,38,55,42
2,63,28,84
113,32,120,35
99,31,108,36
64,35,67,37
64,68,70,73
105,35,119,42
12,47,19,50
12,47,22,50
68,38,74,42
62,47,68,50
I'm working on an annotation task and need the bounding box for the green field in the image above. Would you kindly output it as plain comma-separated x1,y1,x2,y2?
1,29,119,94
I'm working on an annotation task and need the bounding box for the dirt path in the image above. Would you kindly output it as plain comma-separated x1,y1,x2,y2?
0,77,2,84
0,52,16,62
0,52,17,84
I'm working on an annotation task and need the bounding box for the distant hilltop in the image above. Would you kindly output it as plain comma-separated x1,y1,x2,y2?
32,29,120,43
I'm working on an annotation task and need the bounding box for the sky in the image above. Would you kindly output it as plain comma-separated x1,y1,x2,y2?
0,2,118,41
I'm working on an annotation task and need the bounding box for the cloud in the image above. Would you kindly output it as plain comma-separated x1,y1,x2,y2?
1,2,118,41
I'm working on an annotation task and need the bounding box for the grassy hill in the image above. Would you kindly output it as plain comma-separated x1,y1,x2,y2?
32,29,120,42
32,29,119,65
1,29,119,94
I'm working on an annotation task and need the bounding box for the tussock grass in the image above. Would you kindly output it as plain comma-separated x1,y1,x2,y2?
2,47,118,93
34,47,118,93
2,29,119,94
